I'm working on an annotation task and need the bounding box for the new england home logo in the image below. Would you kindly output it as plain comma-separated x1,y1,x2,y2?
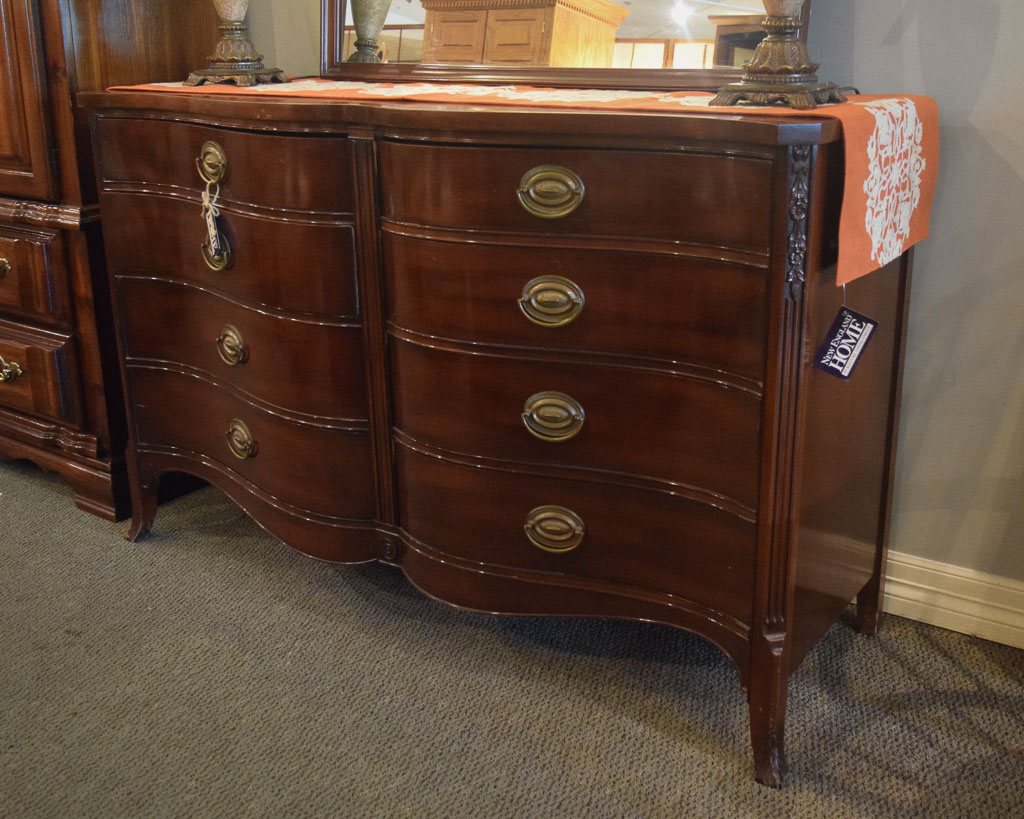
814,307,877,380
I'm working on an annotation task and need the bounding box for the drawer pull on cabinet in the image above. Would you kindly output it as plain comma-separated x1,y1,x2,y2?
0,258,10,278
517,165,584,219
216,324,247,366
522,391,585,442
525,505,585,553
226,418,257,460
196,141,228,184
518,275,585,327
0,356,23,383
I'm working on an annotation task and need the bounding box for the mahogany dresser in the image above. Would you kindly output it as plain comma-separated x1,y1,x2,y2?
0,0,216,518
87,89,912,785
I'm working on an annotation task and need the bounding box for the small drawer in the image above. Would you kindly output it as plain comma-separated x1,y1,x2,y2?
97,118,354,214
101,193,358,317
129,366,376,520
379,141,772,253
0,224,70,323
390,336,762,510
384,232,768,382
396,443,757,626
0,319,81,424
117,277,368,421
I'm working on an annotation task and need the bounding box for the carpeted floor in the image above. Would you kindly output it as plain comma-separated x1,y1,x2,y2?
1,460,1022,817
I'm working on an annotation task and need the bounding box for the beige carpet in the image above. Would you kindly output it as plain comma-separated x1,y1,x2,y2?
1,459,1022,817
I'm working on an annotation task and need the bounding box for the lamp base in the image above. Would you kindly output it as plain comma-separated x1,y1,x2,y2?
185,64,288,87
711,78,847,110
184,19,288,87
711,11,846,109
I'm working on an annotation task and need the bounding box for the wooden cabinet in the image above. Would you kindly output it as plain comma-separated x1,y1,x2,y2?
87,91,912,786
421,0,630,67
0,0,217,518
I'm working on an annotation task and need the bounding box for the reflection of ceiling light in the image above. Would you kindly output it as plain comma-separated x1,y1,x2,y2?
670,2,692,26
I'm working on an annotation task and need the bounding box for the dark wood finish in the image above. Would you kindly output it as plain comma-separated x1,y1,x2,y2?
0,318,80,422
0,0,218,520
87,90,911,787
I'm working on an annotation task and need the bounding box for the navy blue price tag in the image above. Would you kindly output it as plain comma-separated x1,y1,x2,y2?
813,307,878,380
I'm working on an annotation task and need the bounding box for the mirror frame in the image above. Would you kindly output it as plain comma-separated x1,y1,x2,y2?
320,0,811,90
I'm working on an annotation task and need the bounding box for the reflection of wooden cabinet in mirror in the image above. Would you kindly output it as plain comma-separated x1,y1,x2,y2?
0,0,217,519
421,0,631,67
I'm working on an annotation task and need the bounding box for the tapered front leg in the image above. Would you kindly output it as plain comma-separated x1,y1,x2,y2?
748,634,789,787
125,445,158,542
856,575,885,636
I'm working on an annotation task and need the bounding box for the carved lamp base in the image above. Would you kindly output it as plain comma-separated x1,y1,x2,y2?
184,18,287,87
712,78,847,110
711,4,845,110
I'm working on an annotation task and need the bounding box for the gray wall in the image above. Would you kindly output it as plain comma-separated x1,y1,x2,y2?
248,0,1024,582
812,0,1024,581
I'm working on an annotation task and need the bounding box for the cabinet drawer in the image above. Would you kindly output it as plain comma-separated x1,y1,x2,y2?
379,141,772,253
384,232,768,382
0,224,69,323
0,320,81,424
396,443,756,626
117,277,367,421
97,118,354,214
390,335,762,510
129,366,376,520
101,193,358,317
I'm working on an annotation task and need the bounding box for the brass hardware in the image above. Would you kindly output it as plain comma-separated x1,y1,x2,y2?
710,0,846,109
517,165,584,219
196,141,228,185
216,324,247,366
0,258,10,278
524,505,585,554
518,275,585,327
522,391,585,442
202,232,232,271
226,418,257,460
0,355,23,383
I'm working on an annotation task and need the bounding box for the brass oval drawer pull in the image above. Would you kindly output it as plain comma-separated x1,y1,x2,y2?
216,324,247,366
517,165,584,219
201,232,232,271
525,505,585,553
0,355,23,383
522,391,585,442
226,418,257,460
518,275,585,327
0,258,10,278
196,140,228,184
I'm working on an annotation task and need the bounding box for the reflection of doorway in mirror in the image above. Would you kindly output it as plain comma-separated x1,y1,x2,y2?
345,0,770,68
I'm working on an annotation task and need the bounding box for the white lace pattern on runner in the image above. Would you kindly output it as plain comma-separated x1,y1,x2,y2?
858,97,926,267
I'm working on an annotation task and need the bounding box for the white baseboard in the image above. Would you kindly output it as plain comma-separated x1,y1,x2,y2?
883,550,1024,650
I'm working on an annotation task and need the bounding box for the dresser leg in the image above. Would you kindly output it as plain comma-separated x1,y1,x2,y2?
748,635,789,787
856,577,884,636
125,447,158,542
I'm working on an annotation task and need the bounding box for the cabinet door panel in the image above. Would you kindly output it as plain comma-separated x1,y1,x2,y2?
0,0,54,200
483,10,547,65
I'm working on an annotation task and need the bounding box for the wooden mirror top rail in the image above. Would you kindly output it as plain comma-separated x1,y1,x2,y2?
320,0,812,90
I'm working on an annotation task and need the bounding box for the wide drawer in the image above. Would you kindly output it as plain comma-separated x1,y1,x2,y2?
396,442,757,626
117,277,367,421
379,141,772,253
0,319,81,424
390,335,762,510
101,193,358,317
129,365,375,520
0,224,70,323
384,231,768,382
96,118,354,214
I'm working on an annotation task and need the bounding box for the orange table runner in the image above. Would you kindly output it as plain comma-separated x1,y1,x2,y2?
114,79,939,286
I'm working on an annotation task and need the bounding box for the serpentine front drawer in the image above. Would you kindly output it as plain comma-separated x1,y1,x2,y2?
378,141,773,253
383,231,769,383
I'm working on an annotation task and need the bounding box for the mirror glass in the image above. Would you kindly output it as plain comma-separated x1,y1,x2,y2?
338,0,795,71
